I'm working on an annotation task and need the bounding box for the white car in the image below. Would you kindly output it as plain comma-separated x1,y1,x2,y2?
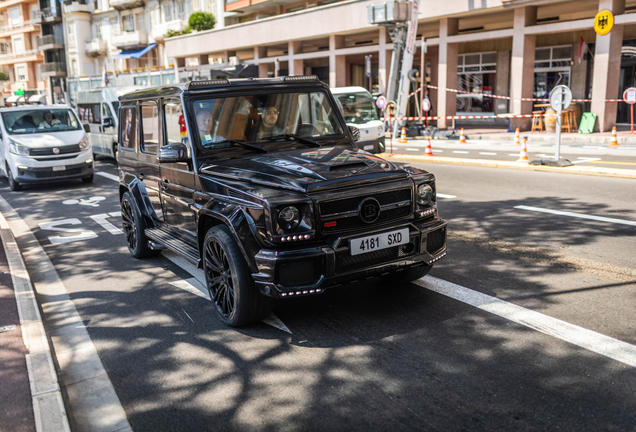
332,86,385,153
0,106,94,191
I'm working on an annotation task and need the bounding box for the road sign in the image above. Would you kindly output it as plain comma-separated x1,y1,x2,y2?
550,85,572,111
365,55,372,78
422,98,430,112
624,87,636,104
594,9,614,36
376,95,387,110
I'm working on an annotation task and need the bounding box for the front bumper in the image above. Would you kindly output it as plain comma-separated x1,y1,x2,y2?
253,218,447,298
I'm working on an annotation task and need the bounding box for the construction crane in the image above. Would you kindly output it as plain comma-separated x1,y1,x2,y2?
367,0,419,138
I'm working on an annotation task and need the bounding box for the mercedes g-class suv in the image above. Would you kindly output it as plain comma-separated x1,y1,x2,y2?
118,76,447,327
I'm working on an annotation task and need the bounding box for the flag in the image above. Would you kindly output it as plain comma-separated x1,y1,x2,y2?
101,63,109,86
577,36,587,63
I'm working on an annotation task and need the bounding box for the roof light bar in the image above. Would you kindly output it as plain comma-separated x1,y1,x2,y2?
283,75,320,82
187,79,230,89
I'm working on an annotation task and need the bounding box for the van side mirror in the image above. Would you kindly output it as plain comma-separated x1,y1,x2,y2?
158,142,190,163
82,123,90,133
103,116,113,128
348,125,360,142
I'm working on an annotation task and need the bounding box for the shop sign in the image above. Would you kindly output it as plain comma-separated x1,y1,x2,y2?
594,9,614,36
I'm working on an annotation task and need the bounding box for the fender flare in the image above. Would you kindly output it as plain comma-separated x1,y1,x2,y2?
119,177,156,226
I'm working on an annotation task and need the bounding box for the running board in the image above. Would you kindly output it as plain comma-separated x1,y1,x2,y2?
145,226,200,265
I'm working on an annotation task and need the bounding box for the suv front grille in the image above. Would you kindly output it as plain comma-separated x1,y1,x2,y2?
278,257,323,287
320,187,412,233
426,227,446,254
29,144,81,156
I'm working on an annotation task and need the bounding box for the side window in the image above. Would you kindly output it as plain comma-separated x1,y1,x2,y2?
120,106,136,151
140,100,159,154
102,103,113,121
164,98,186,145
78,103,101,124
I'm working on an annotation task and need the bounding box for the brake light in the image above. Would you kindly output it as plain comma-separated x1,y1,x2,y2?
324,221,337,228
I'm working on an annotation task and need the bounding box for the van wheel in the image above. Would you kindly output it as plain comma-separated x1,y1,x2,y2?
203,225,273,327
7,168,22,191
121,192,160,258
113,144,118,162
81,174,94,183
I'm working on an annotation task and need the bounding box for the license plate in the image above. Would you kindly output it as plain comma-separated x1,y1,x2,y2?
52,166,66,171
363,144,374,150
350,228,409,256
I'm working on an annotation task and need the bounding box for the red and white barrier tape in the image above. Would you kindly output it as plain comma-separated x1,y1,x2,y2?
380,113,555,121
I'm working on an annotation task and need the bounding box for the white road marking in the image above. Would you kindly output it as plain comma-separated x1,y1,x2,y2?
415,277,636,368
437,193,457,199
90,212,123,235
514,205,636,227
508,153,520,156
572,157,602,164
170,278,210,300
479,152,497,155
262,313,292,334
96,171,119,182
63,196,106,207
453,150,469,154
406,148,420,151
39,218,98,244
583,146,603,149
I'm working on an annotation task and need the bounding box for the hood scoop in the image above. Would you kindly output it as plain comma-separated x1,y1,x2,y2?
327,161,368,172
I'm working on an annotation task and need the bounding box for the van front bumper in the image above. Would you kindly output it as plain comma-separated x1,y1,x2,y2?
13,160,94,183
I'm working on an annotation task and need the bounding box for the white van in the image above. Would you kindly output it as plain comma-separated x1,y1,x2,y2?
77,87,140,159
331,86,385,153
0,106,94,191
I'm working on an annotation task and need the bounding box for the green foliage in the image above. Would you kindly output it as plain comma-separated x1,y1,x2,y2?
164,26,192,39
0,72,9,81
188,12,216,32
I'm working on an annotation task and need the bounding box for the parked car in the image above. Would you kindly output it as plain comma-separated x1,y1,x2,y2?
117,76,447,327
77,86,141,159
332,86,385,153
0,106,94,191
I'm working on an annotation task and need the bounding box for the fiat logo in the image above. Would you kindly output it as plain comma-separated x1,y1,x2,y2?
52,147,60,154
358,197,380,223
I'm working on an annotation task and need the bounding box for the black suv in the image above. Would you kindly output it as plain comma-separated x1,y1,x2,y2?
118,76,447,327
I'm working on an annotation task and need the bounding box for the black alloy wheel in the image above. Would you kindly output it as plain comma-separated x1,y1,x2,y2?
203,225,273,327
121,191,159,258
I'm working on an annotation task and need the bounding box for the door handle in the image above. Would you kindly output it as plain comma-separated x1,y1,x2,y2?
161,181,169,190
138,173,145,180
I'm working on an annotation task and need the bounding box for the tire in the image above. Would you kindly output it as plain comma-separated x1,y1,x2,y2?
81,174,94,183
203,225,273,327
120,191,161,258
7,168,22,191
385,264,433,284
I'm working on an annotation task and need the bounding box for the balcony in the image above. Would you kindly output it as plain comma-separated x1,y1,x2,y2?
109,0,144,11
0,19,42,37
41,7,63,23
0,49,43,65
62,0,90,14
38,34,65,50
39,62,67,77
150,19,187,42
112,30,148,50
85,39,107,57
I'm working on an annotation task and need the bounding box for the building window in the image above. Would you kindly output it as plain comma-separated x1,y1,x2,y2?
456,52,497,113
67,23,76,47
95,23,101,39
123,15,134,32
72,59,79,76
136,14,145,32
163,2,172,22
16,66,26,81
534,45,572,99
0,43,6,54
13,37,24,54
177,0,185,20
110,17,120,36
9,7,20,28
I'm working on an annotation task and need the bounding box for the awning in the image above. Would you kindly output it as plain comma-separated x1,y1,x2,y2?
114,43,157,59
28,94,47,104
5,95,25,103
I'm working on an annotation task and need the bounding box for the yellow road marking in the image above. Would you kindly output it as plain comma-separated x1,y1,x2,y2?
582,160,636,166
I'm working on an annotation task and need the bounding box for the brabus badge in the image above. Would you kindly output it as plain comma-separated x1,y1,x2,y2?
52,147,60,154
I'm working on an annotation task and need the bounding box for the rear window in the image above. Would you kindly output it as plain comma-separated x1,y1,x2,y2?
1,109,82,135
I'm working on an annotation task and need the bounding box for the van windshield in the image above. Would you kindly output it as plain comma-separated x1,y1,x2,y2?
192,91,344,150
334,92,379,124
1,109,81,135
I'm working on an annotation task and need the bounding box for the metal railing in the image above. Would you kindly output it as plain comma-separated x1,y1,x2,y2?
0,18,42,33
0,49,41,61
38,34,65,47
39,62,67,73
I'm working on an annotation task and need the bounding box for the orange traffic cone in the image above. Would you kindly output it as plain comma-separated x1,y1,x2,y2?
516,137,529,163
425,137,434,156
609,126,619,146
459,128,467,144
513,128,520,146
399,127,408,143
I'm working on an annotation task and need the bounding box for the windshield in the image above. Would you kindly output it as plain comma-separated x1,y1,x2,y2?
2,109,81,135
334,92,379,124
192,91,344,150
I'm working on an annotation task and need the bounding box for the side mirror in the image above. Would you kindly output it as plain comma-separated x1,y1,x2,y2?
348,125,360,142
82,123,90,133
103,116,114,128
158,142,190,163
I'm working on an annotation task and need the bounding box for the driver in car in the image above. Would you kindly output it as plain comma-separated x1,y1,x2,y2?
38,111,61,129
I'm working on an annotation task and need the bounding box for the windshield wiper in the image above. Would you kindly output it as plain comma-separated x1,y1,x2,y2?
262,134,321,147
214,139,267,153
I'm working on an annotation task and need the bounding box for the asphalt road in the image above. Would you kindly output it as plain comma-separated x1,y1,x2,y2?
1,157,635,431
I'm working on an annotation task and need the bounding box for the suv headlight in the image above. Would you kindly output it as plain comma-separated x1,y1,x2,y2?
416,183,433,205
79,135,90,151
278,206,300,230
8,139,29,156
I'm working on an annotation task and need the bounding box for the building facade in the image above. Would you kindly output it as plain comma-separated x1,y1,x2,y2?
164,0,636,132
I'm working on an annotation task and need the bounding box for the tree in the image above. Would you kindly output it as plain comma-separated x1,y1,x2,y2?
0,72,9,81
188,12,216,32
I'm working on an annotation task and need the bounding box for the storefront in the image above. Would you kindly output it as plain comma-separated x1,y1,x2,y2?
456,52,496,115
533,45,572,100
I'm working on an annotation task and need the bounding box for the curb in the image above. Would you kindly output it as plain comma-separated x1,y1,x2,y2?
464,133,636,145
0,203,71,432
380,154,636,180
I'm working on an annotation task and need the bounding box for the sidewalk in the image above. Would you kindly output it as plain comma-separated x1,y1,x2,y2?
447,126,636,145
0,209,70,432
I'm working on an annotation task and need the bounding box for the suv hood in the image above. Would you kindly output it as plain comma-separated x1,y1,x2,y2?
200,146,412,192
8,130,85,148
